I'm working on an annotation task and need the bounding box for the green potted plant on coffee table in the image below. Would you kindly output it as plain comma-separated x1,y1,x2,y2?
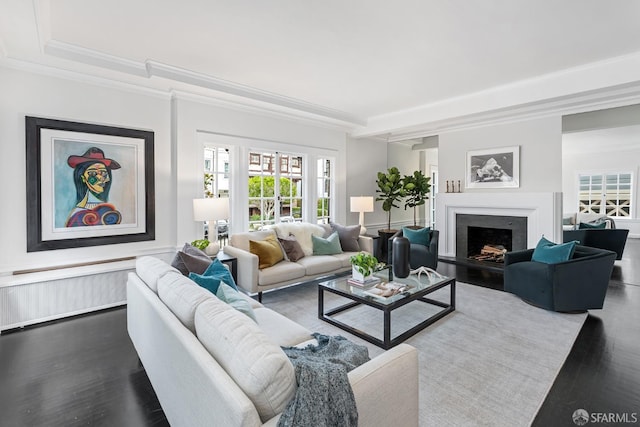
350,252,379,283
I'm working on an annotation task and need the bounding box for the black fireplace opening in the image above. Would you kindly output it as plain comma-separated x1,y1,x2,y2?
456,214,527,263
467,226,512,261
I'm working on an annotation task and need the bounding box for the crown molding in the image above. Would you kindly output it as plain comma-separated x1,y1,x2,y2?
39,40,366,126
147,61,365,126
382,81,640,142
170,90,359,132
0,57,171,100
353,51,640,139
32,0,50,54
44,40,149,77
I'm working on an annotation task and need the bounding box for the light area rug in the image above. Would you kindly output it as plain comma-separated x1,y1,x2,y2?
261,280,587,427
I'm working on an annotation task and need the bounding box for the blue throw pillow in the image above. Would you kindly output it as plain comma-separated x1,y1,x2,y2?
403,227,431,246
216,282,257,322
312,231,343,255
531,237,577,264
188,258,237,294
579,221,607,229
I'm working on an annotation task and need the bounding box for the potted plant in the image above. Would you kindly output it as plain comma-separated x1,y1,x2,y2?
350,252,379,282
403,170,431,228
375,166,406,232
191,238,217,256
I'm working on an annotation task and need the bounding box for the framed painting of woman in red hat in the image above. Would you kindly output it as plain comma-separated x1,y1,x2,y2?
26,117,155,252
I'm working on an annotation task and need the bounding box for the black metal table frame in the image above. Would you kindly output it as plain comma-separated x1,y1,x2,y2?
318,277,456,349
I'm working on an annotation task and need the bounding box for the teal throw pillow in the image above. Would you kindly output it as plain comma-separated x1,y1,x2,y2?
216,282,257,322
312,231,343,255
188,258,237,294
531,237,577,264
403,227,431,246
579,221,607,229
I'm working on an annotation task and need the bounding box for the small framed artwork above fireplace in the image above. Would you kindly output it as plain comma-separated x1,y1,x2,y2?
466,146,519,189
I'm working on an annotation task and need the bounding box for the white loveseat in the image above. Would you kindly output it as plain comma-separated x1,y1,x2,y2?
127,256,419,427
224,223,374,301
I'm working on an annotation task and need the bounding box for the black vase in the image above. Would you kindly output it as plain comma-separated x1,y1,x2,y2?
392,236,410,278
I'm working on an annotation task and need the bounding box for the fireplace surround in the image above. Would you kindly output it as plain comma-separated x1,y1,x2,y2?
436,192,562,258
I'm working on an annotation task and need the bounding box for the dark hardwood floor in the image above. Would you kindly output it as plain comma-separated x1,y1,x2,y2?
1,240,638,426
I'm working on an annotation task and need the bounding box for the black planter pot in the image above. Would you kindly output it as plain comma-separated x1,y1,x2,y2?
392,236,410,278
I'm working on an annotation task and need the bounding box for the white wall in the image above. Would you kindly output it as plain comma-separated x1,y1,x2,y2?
345,136,387,230
562,126,640,236
0,67,173,274
438,117,563,194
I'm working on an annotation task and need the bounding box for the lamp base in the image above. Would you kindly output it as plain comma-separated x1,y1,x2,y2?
359,225,367,235
205,241,220,256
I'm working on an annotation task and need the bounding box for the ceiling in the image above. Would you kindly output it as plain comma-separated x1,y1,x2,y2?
2,0,640,138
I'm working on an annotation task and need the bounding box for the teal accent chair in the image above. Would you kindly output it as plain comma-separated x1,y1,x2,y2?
504,245,616,312
388,229,439,270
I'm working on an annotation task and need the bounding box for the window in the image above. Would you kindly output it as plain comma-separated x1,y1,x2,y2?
248,151,304,230
204,147,230,198
316,157,333,224
578,172,632,217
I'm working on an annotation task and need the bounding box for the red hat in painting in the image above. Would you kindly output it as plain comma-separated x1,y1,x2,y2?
67,147,121,169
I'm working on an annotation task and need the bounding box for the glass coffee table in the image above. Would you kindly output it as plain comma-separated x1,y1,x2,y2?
318,267,455,349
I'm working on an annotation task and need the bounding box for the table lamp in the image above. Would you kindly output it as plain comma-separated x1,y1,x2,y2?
350,196,374,235
193,197,230,255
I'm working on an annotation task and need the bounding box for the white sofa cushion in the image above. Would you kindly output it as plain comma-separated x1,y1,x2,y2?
272,223,325,256
332,251,360,268
253,307,312,347
258,261,306,286
296,255,343,275
136,256,180,293
229,230,276,252
195,299,296,422
158,271,214,333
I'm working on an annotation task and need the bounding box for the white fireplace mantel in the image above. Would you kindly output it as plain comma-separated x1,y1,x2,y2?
436,192,563,257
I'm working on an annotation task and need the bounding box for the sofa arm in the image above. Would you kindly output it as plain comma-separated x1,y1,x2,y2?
223,245,259,294
348,344,419,427
357,235,374,255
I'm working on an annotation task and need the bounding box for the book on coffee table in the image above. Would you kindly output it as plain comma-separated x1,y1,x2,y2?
363,281,413,298
348,277,381,287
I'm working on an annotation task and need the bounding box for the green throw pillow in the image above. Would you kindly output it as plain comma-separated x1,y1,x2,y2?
312,231,343,255
531,237,577,264
403,227,431,246
579,221,607,229
216,282,257,322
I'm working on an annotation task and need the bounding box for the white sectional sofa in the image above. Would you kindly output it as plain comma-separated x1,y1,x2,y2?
224,222,374,301
127,256,419,427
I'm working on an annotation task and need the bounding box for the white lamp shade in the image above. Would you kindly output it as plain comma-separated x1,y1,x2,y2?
350,196,374,213
193,198,230,221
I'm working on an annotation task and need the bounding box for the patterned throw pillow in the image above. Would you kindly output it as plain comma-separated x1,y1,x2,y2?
312,231,343,255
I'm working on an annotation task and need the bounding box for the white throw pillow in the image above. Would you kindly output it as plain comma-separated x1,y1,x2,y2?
195,299,296,422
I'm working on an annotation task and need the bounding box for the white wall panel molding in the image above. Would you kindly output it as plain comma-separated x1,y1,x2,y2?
32,0,50,54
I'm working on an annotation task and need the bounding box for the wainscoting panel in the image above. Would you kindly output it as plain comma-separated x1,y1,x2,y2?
0,268,131,332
